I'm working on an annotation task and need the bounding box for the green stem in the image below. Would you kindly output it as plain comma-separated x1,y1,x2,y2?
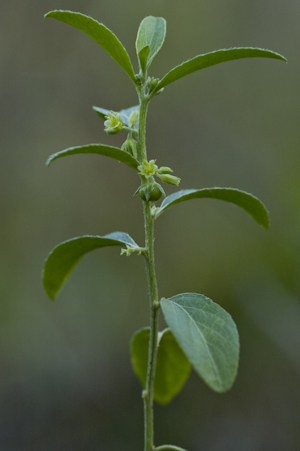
137,82,149,161
137,74,160,451
143,201,160,451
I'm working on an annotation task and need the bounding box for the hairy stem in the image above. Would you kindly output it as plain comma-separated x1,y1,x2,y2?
137,82,148,161
137,76,160,451
143,201,160,451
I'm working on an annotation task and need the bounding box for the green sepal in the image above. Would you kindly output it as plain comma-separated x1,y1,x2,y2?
161,293,239,393
134,182,166,202
154,47,287,91
43,232,139,300
136,16,167,70
46,144,139,171
130,327,191,404
93,105,140,128
45,10,136,82
155,187,269,229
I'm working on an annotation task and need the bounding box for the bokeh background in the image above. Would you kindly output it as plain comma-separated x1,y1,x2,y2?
1,0,299,449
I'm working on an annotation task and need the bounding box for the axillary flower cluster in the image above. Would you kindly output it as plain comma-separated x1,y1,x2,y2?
104,109,181,202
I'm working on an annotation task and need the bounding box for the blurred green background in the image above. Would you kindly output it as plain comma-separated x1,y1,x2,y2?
1,0,299,449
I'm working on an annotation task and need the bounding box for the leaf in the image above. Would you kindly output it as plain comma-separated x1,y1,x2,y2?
155,188,269,229
131,328,191,404
136,16,167,69
45,10,136,81
138,45,151,73
161,293,239,393
43,232,139,300
155,47,287,91
93,105,140,128
46,144,140,170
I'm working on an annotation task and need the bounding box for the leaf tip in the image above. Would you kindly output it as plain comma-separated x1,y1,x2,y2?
42,275,57,301
44,10,57,19
45,156,53,167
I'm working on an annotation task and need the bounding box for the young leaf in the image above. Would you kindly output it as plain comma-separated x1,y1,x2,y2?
136,16,167,70
155,188,269,229
43,232,139,300
131,328,191,404
93,105,140,128
155,47,287,91
161,293,239,393
138,45,151,73
45,10,136,81
46,144,139,170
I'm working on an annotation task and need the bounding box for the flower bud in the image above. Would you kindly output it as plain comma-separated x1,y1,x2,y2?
147,77,159,92
158,166,173,174
157,173,181,186
135,182,165,202
121,138,138,159
128,109,139,128
104,111,124,134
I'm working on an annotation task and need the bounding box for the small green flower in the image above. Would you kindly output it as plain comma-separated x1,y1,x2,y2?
137,159,158,178
104,111,124,134
128,109,139,128
156,173,181,186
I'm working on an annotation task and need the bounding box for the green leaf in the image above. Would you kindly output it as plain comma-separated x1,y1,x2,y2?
46,144,140,170
45,10,136,81
93,105,140,128
161,293,239,393
131,328,191,404
155,47,287,91
43,232,139,300
155,188,269,229
136,16,167,69
138,45,151,73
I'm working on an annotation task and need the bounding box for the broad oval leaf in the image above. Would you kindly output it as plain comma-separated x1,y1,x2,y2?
131,327,191,404
46,144,139,170
93,105,140,128
155,47,287,91
155,188,269,229
43,232,138,300
45,10,136,81
136,16,167,69
161,293,239,393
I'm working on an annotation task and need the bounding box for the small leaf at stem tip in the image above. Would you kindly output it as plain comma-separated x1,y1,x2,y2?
136,16,167,69
161,293,240,393
138,45,150,73
130,327,191,404
155,187,269,229
45,10,136,81
93,105,140,128
155,47,287,91
46,144,140,171
43,232,139,300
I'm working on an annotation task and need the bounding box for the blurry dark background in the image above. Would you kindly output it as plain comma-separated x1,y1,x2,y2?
0,0,299,450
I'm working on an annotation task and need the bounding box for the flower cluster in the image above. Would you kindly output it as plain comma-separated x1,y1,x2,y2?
137,160,181,186
104,111,124,134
